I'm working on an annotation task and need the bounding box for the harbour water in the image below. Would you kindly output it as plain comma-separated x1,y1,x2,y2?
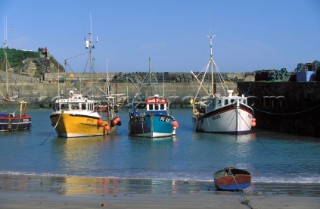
0,108,319,185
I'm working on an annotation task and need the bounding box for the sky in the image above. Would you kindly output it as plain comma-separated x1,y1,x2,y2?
1,0,319,73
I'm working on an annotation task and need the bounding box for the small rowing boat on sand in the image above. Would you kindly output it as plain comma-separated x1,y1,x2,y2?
213,167,251,191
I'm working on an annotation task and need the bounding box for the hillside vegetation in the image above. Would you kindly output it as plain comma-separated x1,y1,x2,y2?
0,48,64,78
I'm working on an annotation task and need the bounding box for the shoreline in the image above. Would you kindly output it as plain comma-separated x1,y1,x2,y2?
1,174,319,209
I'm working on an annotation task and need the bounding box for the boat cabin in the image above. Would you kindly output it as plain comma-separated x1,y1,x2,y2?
53,93,96,112
145,95,168,115
212,96,248,108
197,90,249,114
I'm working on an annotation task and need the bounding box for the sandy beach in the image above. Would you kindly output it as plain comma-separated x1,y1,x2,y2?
1,174,319,209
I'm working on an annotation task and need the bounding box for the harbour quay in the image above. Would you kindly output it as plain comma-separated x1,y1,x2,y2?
238,81,320,137
1,71,320,137
1,71,249,107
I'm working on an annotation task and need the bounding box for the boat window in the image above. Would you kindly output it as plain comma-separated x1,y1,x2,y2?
160,104,165,110
71,103,79,110
224,99,229,105
54,104,59,111
81,103,86,110
149,105,153,110
217,99,222,107
61,104,68,110
231,99,235,104
155,104,159,110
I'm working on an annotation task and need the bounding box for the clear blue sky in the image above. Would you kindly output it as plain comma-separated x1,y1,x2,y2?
1,0,319,73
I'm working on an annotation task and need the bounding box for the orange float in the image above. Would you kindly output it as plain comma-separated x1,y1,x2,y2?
172,121,179,128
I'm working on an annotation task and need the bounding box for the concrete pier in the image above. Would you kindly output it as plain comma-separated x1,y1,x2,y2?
238,81,320,137
1,71,319,137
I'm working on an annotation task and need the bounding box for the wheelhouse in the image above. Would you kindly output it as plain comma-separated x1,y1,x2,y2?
145,95,168,115
53,93,96,112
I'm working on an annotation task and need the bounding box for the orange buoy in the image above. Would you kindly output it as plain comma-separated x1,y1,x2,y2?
97,118,103,126
252,118,256,122
113,119,118,125
251,121,256,127
104,125,110,131
172,121,179,128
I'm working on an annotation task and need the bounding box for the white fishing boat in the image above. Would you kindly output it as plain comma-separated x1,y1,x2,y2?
192,35,256,134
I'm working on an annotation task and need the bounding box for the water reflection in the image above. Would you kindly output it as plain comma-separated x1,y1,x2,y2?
192,132,256,142
51,135,120,176
0,174,210,195
236,133,256,143
3,174,320,197
129,135,177,141
59,177,207,195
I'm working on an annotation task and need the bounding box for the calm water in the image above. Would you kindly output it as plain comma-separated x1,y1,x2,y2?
0,108,319,183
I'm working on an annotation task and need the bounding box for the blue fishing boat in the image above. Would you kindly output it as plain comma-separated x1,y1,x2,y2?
128,95,179,138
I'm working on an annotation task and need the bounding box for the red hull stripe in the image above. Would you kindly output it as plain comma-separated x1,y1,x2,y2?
216,175,251,186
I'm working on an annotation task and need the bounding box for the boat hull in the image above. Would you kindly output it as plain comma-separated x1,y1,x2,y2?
50,112,116,137
193,104,253,134
0,115,32,132
213,168,251,191
129,114,176,138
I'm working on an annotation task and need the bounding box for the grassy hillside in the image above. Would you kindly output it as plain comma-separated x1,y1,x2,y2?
0,48,39,69
0,48,64,78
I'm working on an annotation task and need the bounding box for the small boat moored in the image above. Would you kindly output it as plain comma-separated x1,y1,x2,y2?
213,167,252,191
128,94,179,138
50,90,120,138
191,35,256,134
0,100,32,132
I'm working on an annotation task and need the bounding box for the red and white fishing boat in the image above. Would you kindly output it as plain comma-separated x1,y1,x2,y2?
192,35,256,134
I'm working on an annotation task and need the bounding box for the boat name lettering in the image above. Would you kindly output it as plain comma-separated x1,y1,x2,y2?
211,115,221,120
147,98,166,104
159,116,170,123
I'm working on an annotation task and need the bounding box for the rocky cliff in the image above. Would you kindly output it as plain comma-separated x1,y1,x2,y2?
0,47,64,79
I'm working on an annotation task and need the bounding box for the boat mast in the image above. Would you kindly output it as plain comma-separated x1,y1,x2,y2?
86,13,95,97
4,16,9,97
209,34,214,96
5,47,9,98
106,58,109,94
148,57,152,85
2,16,14,100
57,62,60,98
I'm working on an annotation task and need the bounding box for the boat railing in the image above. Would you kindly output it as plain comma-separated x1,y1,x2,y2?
146,110,167,115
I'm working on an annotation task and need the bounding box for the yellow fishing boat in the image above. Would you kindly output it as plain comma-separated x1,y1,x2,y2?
50,16,121,138
50,90,121,137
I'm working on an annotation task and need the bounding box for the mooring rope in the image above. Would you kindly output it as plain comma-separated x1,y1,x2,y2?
255,104,320,116
40,111,63,145
53,112,63,129
226,168,254,209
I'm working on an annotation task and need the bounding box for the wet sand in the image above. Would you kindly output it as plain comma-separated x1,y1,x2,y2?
0,174,319,209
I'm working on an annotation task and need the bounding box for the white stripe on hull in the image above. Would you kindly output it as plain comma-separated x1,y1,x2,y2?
193,107,252,133
131,131,175,138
